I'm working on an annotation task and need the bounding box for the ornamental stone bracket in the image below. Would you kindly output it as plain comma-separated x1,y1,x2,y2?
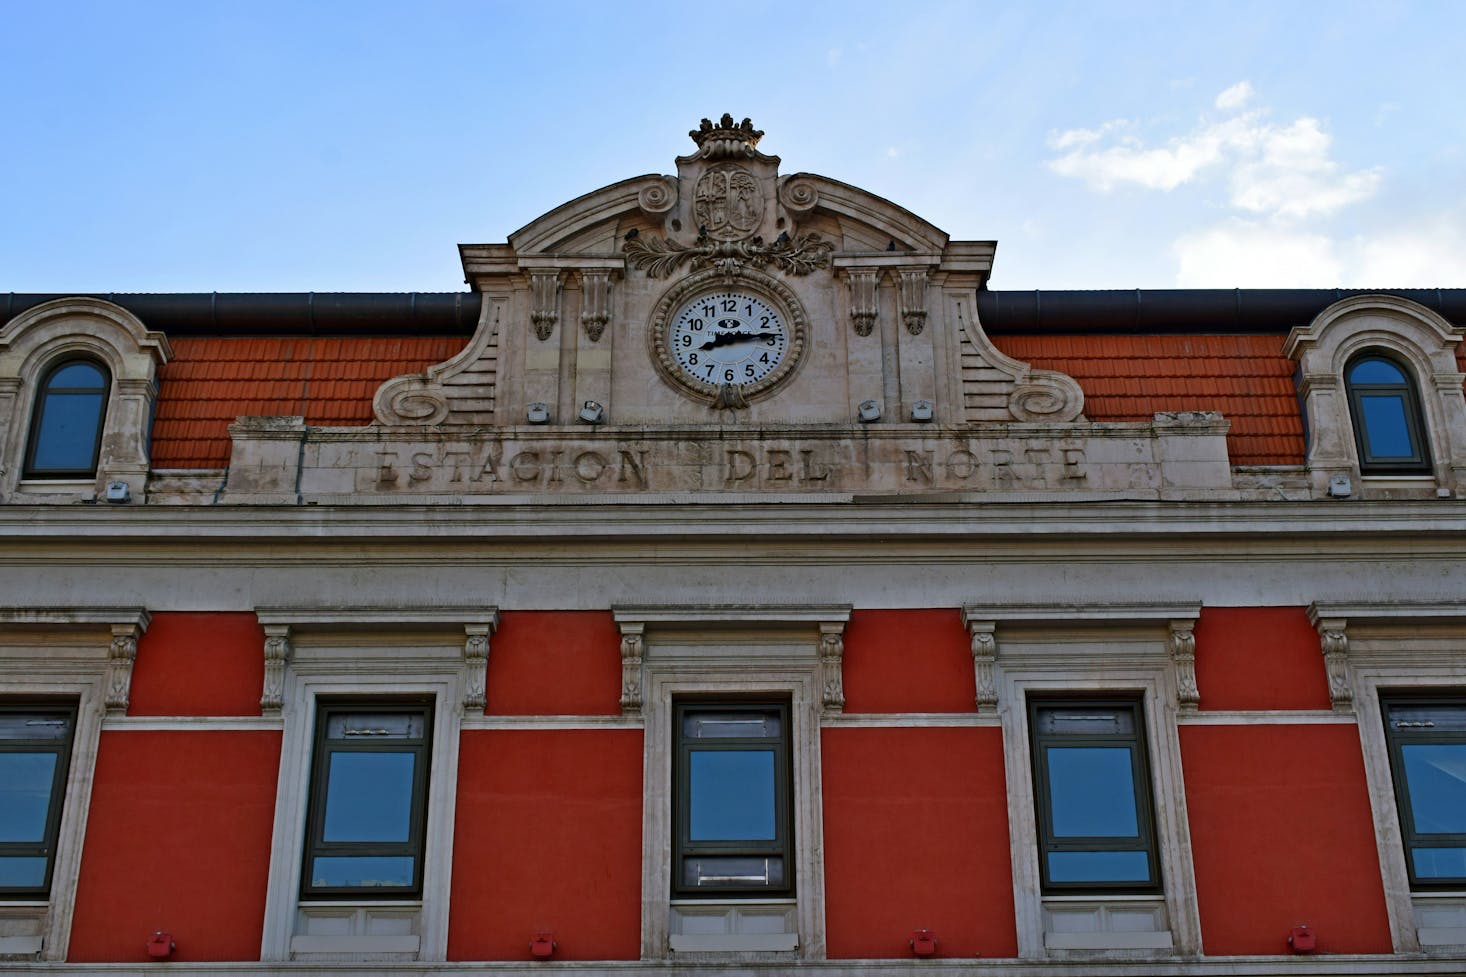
260,624,292,715
577,268,615,342
529,270,562,342
967,619,999,712
1306,605,1354,713
896,268,928,336
819,621,846,717
1169,619,1199,712
104,616,151,714
843,267,880,337
617,622,645,717
462,621,497,713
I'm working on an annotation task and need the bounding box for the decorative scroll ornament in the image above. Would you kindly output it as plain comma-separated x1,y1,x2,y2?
578,269,613,342
529,270,561,341
261,625,293,715
1316,619,1354,710
897,268,928,336
463,625,492,711
820,623,846,715
106,624,141,714
637,176,677,215
623,230,833,280
688,113,764,160
618,624,645,716
778,176,819,215
1169,620,1199,711
968,620,998,711
694,164,763,241
846,268,879,337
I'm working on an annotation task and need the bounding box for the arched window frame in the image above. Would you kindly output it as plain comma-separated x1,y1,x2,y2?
0,298,170,503
22,358,113,479
1343,351,1432,475
1285,295,1466,499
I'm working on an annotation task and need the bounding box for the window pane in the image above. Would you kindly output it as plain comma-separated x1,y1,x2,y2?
689,749,775,840
1349,359,1407,384
1390,704,1466,733
1413,847,1466,880
322,752,415,842
310,855,415,889
1036,707,1135,736
682,855,784,889
325,712,425,741
0,753,59,842
31,392,105,471
0,713,71,741
1047,746,1139,837
682,712,781,739
1359,394,1416,459
0,857,49,888
1048,850,1151,883
1401,743,1466,833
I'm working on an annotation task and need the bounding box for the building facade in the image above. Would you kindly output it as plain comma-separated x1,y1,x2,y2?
2,116,1466,975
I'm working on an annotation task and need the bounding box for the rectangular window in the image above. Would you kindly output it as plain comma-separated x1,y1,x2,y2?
1382,697,1466,888
673,702,792,898
302,702,432,899
0,705,76,898
1029,698,1161,893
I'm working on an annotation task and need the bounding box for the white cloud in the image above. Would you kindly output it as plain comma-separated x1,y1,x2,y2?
1173,220,1345,287
1353,213,1466,286
1048,84,1381,219
1214,80,1254,111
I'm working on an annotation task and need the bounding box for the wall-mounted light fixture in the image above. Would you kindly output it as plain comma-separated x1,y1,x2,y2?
527,403,550,424
578,401,604,424
858,400,882,423
910,400,933,422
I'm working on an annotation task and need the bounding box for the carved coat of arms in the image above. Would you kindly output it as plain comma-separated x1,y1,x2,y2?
694,164,762,240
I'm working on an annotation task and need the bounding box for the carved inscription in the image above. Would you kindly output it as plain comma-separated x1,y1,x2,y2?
374,446,650,490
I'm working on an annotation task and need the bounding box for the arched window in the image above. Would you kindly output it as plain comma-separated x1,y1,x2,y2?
23,360,111,478
1345,353,1430,474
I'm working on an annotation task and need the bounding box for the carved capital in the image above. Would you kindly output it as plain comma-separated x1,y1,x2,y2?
896,268,928,336
260,624,293,715
578,269,614,343
1169,620,1199,712
968,620,998,711
105,623,142,714
845,267,879,337
618,623,645,717
463,624,492,712
529,270,561,341
1314,617,1354,711
819,622,846,716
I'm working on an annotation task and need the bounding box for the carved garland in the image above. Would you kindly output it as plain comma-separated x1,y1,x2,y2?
623,231,833,280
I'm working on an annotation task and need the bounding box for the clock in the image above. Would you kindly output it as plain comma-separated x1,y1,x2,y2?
649,273,808,405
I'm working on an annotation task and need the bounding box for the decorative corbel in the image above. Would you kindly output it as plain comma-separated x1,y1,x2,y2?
846,267,879,337
462,624,493,712
529,270,561,341
968,619,998,712
260,624,293,715
1169,620,1199,712
618,622,645,717
819,622,846,716
1314,616,1354,712
897,268,928,336
578,269,614,342
105,622,143,714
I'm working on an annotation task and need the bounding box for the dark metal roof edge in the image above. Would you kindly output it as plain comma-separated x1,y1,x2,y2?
1,292,483,337
977,288,1466,335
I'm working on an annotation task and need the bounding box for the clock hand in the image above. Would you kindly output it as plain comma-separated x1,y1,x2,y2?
698,331,781,351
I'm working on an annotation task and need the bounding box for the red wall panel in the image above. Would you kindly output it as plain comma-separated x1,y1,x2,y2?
1194,607,1331,711
1181,724,1392,954
822,727,1017,958
448,729,642,961
68,730,281,962
484,612,621,716
128,612,265,717
842,610,975,714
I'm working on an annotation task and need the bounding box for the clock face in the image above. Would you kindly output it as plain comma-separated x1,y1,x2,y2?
669,291,788,389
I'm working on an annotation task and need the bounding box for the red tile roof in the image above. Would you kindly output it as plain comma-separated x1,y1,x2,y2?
990,334,1304,466
151,336,467,468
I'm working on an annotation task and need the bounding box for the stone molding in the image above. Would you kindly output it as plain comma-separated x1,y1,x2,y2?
0,297,170,504
959,297,1085,424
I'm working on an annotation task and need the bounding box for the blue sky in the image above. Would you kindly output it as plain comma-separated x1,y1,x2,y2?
2,1,1461,292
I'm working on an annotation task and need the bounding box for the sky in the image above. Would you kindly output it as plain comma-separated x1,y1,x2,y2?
1,1,1462,293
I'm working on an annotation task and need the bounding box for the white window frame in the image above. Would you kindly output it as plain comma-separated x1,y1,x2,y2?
965,602,1202,959
1312,600,1466,954
0,298,170,504
0,606,148,961
256,607,495,963
616,604,848,962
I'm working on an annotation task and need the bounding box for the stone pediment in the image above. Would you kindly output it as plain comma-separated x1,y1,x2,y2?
216,117,1235,502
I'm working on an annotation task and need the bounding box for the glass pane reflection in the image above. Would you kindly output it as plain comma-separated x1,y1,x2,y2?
1048,850,1151,883
0,753,58,843
689,749,775,840
1402,743,1466,833
322,752,415,842
1359,395,1415,458
1047,747,1139,837
0,857,48,888
311,855,415,888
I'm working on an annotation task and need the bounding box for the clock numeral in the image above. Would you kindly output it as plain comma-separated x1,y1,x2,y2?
760,316,770,327
703,363,714,376
724,369,735,382
702,304,714,317
690,318,704,331
688,352,698,365
759,353,770,363
680,335,692,347
721,299,736,312
745,303,753,316
764,336,777,346
745,364,755,378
